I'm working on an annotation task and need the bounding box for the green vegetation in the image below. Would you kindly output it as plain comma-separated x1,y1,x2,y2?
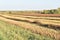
0,20,53,40
42,8,60,14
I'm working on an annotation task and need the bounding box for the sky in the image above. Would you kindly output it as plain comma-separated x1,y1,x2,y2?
0,0,60,10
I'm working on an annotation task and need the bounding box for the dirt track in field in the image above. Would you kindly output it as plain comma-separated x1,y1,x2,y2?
0,15,60,40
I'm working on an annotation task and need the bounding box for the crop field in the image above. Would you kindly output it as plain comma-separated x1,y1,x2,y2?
0,12,60,40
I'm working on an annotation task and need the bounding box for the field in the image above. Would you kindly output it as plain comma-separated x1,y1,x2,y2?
0,20,55,40
0,12,60,40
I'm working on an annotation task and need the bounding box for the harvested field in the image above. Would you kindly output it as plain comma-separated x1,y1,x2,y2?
0,13,60,40
0,14,60,40
0,14,60,30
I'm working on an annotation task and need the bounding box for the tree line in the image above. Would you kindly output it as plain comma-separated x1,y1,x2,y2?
40,8,60,14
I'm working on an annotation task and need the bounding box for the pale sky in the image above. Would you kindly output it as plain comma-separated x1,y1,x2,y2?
0,0,60,10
